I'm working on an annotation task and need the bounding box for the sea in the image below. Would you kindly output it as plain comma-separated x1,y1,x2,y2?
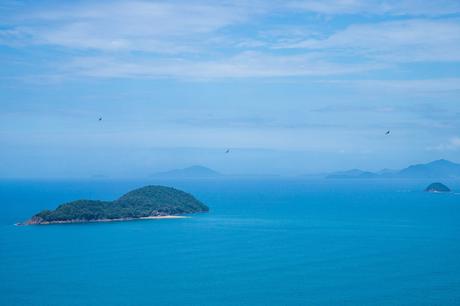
1,178,459,306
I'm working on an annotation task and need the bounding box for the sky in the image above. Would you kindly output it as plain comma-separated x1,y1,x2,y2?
1,0,460,178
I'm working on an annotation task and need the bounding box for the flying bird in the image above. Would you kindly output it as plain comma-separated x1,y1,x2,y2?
385,130,390,135
225,149,230,154
98,117,103,121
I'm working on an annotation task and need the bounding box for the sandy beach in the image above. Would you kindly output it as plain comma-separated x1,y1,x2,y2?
16,215,190,226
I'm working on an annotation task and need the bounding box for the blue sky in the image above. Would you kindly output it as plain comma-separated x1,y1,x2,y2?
1,0,460,178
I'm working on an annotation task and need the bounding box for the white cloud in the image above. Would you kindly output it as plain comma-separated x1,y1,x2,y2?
452,137,460,146
1,1,460,80
60,51,379,79
4,1,460,55
5,1,255,53
319,78,460,93
277,19,460,62
289,0,460,16
428,137,460,151
289,0,384,15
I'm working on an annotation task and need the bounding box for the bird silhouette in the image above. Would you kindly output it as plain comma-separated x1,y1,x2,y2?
385,130,390,135
98,117,103,121
225,149,230,154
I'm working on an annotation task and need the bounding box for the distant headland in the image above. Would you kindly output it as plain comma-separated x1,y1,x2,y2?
325,159,460,179
20,185,209,225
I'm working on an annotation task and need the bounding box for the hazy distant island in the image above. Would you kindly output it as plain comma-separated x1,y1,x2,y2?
326,169,380,179
151,165,221,178
326,159,460,179
21,185,209,225
425,182,451,193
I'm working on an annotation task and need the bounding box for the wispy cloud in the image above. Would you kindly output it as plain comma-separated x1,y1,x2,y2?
276,19,460,63
427,137,460,151
60,51,380,79
3,1,255,53
1,0,460,80
288,0,460,16
318,78,460,93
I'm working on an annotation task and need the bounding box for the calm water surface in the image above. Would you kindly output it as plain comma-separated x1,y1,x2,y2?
1,178,459,305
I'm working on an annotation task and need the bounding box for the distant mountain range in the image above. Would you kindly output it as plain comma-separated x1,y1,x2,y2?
152,159,460,179
326,159,460,179
152,165,221,178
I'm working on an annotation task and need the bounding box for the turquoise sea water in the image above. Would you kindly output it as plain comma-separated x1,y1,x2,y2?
1,178,460,306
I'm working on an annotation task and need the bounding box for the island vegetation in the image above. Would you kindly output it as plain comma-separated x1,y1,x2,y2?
23,185,209,225
425,182,451,193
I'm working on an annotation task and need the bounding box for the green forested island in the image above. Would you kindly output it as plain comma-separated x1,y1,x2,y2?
23,185,209,225
425,182,451,193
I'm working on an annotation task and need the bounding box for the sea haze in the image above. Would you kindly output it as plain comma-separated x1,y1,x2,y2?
1,178,460,306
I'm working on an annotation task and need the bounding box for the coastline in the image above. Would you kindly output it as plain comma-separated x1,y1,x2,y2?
16,215,189,226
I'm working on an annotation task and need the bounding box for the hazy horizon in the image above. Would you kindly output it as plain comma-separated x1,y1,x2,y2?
1,157,459,180
2,1,460,178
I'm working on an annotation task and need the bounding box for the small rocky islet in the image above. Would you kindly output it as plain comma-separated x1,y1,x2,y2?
425,182,451,193
21,185,209,225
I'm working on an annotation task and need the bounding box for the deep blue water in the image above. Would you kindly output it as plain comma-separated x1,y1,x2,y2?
1,178,460,306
